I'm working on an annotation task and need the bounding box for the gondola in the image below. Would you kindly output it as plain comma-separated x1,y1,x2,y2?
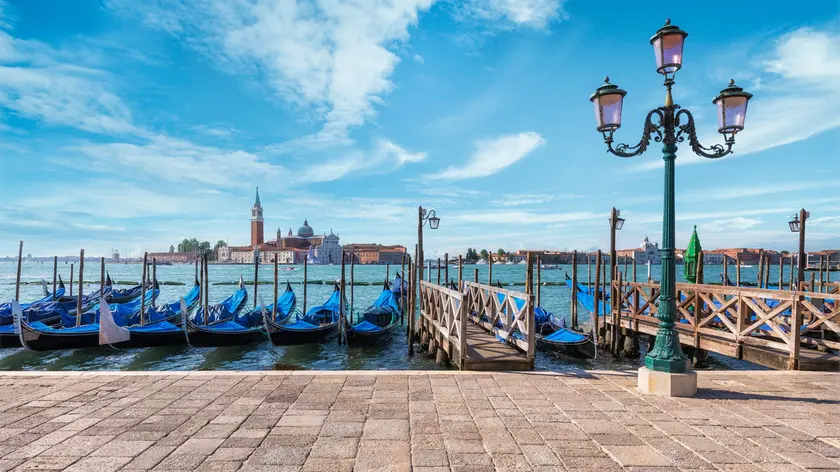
0,278,65,319
182,280,254,347
265,284,340,346
391,273,408,297
102,280,203,348
533,307,596,358
344,281,400,345
17,284,159,352
104,273,143,304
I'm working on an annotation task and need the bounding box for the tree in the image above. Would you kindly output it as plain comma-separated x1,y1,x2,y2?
497,249,506,262
465,248,479,263
480,249,489,261
781,250,790,255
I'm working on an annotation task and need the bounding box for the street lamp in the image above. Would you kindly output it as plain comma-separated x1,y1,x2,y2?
418,206,440,283
591,19,753,376
789,209,809,289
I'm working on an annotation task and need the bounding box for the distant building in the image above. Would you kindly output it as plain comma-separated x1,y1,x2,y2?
146,252,194,263
616,236,661,265
343,244,407,264
216,188,342,264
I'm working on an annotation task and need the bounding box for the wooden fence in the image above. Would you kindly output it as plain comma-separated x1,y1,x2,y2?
463,280,536,362
611,280,840,370
419,280,467,368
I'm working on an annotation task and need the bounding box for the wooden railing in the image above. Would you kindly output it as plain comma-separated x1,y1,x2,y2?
462,281,535,362
612,280,840,369
419,280,467,368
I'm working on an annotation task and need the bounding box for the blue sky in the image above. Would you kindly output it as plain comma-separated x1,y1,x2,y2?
1,0,839,259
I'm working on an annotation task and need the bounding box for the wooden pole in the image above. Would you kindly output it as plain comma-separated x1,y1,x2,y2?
536,255,541,307
140,252,147,326
779,254,784,289
444,253,449,286
819,255,825,293
810,272,816,293
253,252,259,308
417,206,424,285
696,250,704,284
386,263,390,283
99,257,105,301
428,259,432,283
764,254,771,289
757,251,764,288
458,255,463,291
437,258,441,285
623,255,629,280
204,254,209,326
69,263,74,297
350,252,355,319
339,251,346,345
723,255,729,285
273,254,278,321
194,258,199,282
647,260,652,283
52,256,57,300
571,251,578,329
789,255,795,290
14,241,23,301
303,253,308,316
632,253,637,282
152,258,157,308
594,250,602,344
400,254,406,317
587,254,592,291
735,253,741,287
602,253,607,302
488,256,493,286
75,249,85,327
613,271,623,356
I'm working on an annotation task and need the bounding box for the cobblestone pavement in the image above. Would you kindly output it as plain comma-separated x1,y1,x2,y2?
0,370,838,471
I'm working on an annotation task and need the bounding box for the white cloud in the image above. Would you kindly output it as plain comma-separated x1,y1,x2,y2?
699,217,762,233
108,0,435,144
296,138,425,183
431,131,544,180
490,192,580,206
456,0,567,29
453,210,602,225
413,54,424,64
633,27,840,172
69,135,285,188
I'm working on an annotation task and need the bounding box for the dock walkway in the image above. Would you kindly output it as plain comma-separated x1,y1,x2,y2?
0,370,838,471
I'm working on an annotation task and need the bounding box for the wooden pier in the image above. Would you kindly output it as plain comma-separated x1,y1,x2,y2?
603,279,840,371
417,279,534,371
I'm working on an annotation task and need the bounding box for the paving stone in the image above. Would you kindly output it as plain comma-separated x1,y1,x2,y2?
412,449,449,467
355,440,409,471
362,419,409,440
309,436,358,459
603,445,673,467
64,456,132,472
301,457,354,472
320,421,363,437
248,446,309,466
123,445,177,470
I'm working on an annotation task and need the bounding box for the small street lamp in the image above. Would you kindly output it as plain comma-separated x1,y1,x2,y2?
418,207,440,283
789,209,809,289
591,19,753,378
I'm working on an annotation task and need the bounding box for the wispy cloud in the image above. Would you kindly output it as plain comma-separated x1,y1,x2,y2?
490,192,581,206
453,210,603,225
297,138,425,184
453,0,568,30
430,132,545,180
108,0,435,146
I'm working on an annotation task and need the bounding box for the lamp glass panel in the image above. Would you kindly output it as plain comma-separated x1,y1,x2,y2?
600,93,623,128
721,95,748,131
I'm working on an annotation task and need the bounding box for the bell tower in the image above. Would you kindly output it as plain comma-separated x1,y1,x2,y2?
251,187,264,246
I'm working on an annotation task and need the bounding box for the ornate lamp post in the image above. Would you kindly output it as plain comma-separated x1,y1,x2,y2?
789,209,809,289
417,207,440,284
591,19,753,377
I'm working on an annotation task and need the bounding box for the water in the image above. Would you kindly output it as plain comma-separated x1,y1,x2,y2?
0,260,775,371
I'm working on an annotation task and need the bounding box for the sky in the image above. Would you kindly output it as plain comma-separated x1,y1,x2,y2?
1,0,839,259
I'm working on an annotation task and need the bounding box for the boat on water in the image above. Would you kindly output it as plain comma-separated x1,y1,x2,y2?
0,278,64,318
265,284,341,346
344,281,401,345
534,307,595,358
17,283,154,352
182,279,253,347
104,280,203,349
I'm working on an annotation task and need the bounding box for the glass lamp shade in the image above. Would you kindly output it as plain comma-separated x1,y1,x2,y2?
429,216,440,230
788,216,800,233
615,217,625,230
650,19,688,77
590,77,627,132
713,80,753,135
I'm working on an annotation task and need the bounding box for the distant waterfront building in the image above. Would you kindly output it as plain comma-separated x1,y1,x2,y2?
146,251,195,263
216,188,342,264
615,236,662,264
343,244,407,264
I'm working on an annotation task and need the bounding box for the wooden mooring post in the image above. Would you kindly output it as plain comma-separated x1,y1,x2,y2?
253,253,259,308
52,256,57,300
594,250,602,344
152,258,157,308
437,258,441,285
69,264,74,297
75,249,85,327
338,251,346,346
303,254,308,316
457,255,463,291
350,252,355,317
203,254,209,326
723,255,729,285
536,255,541,307
473,268,478,283
272,254,278,320
444,253,449,286
488,257,493,286
140,252,147,326
14,241,23,302
789,255,795,290
736,254,741,287
99,257,105,301
571,250,578,329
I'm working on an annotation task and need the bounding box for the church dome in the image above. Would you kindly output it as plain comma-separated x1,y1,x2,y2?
297,219,314,238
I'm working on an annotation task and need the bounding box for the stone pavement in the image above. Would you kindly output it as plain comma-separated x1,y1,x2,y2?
0,370,838,472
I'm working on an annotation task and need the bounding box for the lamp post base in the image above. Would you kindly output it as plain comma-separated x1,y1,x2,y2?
638,367,697,397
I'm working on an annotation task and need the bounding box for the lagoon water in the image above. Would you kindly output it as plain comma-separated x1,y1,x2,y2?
0,260,784,372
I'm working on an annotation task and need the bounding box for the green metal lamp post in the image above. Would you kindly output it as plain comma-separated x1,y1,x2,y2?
590,19,753,374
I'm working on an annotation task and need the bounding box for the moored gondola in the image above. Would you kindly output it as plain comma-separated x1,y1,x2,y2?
344,281,400,345
105,280,203,349
183,280,254,347
533,306,596,358
265,284,340,346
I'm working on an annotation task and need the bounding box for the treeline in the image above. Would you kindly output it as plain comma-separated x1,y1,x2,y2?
176,238,227,260
464,248,513,263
